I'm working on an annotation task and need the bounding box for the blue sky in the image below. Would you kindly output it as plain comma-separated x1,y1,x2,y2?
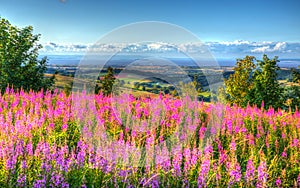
1,0,300,58
1,0,300,43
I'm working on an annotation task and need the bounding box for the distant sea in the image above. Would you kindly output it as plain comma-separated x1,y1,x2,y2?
42,55,300,68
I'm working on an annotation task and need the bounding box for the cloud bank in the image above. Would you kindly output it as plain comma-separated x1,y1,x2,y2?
40,40,300,58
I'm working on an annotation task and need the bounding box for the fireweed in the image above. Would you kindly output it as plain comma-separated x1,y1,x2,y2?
0,88,299,187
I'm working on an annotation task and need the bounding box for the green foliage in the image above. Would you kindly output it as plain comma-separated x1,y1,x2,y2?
291,66,300,83
175,76,203,99
133,82,140,90
284,86,300,111
225,56,256,107
216,86,228,104
96,67,116,95
0,17,55,92
192,74,202,94
284,66,300,111
63,81,73,96
225,55,284,109
247,55,284,109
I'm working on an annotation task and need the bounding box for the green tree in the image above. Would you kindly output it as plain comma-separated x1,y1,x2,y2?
284,66,300,111
98,67,116,96
225,56,256,106
225,55,284,109
247,55,284,109
0,17,55,92
133,82,140,90
193,74,202,94
291,66,300,83
63,81,73,96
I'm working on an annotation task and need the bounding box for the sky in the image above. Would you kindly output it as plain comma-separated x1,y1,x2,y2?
1,0,300,57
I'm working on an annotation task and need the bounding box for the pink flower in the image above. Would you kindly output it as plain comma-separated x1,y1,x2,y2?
275,177,282,187
281,148,287,158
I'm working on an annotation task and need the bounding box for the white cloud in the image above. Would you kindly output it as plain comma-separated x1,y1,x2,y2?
250,42,287,53
218,40,250,46
250,46,271,53
40,41,300,58
273,42,286,51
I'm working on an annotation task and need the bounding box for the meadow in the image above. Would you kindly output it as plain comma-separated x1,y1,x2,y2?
0,88,299,187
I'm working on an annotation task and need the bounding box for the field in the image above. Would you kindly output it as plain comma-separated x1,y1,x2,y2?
0,88,300,187
46,65,298,104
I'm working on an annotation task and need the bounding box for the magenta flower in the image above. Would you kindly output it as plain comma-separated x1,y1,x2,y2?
275,177,281,187
281,148,287,158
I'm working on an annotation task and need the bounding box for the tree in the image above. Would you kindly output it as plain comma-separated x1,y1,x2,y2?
284,66,300,111
247,55,284,109
98,67,116,96
225,55,284,109
0,17,55,92
193,74,202,94
225,56,256,107
133,82,140,90
291,66,300,84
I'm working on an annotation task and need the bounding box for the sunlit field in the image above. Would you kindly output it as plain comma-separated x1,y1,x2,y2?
0,88,299,187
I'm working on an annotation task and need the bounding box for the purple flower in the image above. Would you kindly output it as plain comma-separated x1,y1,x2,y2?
62,182,69,188
173,153,182,176
41,161,52,172
183,148,191,172
17,174,26,187
229,162,242,183
33,176,47,188
245,159,255,183
191,148,198,166
257,161,268,187
198,158,210,187
6,155,17,171
76,147,86,167
119,169,127,177
151,179,159,188
22,160,27,169
51,172,62,187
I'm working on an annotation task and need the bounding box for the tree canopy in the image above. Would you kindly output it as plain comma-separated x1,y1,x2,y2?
0,17,55,92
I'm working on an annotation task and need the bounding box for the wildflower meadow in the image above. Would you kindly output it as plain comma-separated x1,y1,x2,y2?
0,87,299,187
